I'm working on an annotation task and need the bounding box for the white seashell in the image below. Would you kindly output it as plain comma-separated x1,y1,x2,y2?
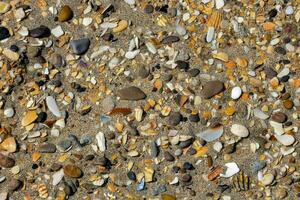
100,22,118,29
175,24,187,36
253,108,269,120
280,147,294,156
213,141,223,152
93,179,105,186
125,50,140,59
4,107,14,118
46,96,62,117
28,131,41,138
169,177,179,185
275,134,295,146
231,86,242,100
231,124,249,137
215,0,225,9
277,67,289,78
206,27,215,43
96,132,106,152
197,125,223,142
18,26,29,36
52,169,64,186
269,121,284,135
145,42,157,54
220,162,240,178
51,25,64,38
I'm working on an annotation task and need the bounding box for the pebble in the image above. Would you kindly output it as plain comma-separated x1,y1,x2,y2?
251,160,266,173
230,124,249,137
213,141,223,152
215,0,225,9
4,107,14,118
8,179,22,192
201,80,224,99
50,54,65,68
127,171,136,181
0,154,15,168
0,2,10,14
51,25,64,38
102,96,115,113
231,86,242,100
39,143,57,153
161,36,180,44
271,112,287,123
96,132,106,152
283,100,294,109
2,48,19,61
175,60,189,71
285,6,294,15
175,24,187,36
117,86,146,100
187,68,200,77
46,96,62,117
144,4,154,14
63,165,83,178
275,134,295,146
57,140,72,152
164,151,175,161
261,173,274,186
58,5,73,22
138,66,150,78
167,112,182,126
253,108,269,120
197,125,224,142
70,38,90,55
29,25,51,38
52,169,64,186
0,26,10,40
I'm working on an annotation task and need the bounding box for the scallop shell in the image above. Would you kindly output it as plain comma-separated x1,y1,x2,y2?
231,171,251,191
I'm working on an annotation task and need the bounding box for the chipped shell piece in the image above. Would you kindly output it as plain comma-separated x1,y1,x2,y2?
46,96,62,117
112,20,128,33
220,162,240,178
96,132,106,152
230,124,249,137
22,111,38,126
0,137,17,153
197,124,223,142
275,134,295,146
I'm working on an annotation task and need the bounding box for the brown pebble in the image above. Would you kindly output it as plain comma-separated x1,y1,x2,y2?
283,100,294,109
58,5,73,22
181,174,192,182
63,164,83,178
271,112,288,123
164,151,175,162
0,153,15,168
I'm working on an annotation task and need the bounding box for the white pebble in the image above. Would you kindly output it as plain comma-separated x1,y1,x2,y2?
96,132,106,152
285,6,294,15
124,0,135,5
231,124,249,137
206,27,215,43
261,173,274,186
213,141,223,152
215,0,225,9
4,107,14,118
275,134,295,146
231,86,242,100
82,17,93,26
51,26,64,38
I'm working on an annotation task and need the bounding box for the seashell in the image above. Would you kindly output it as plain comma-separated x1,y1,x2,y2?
231,171,250,191
38,183,49,198
230,124,249,137
112,20,128,33
253,108,269,120
275,134,295,146
207,11,221,28
261,173,274,186
0,137,17,153
96,132,106,152
220,162,240,178
197,124,224,142
22,111,38,126
206,26,215,42
208,165,223,181
46,96,62,117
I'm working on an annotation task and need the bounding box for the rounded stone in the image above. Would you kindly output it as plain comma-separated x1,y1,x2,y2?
167,112,182,126
63,165,83,178
283,100,293,109
230,124,249,137
231,86,242,100
144,4,154,14
4,107,14,118
271,112,287,123
201,80,224,99
164,151,175,161
0,26,10,40
261,173,274,186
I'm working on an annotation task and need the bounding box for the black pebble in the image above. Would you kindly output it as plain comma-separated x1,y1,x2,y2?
0,26,10,40
36,112,47,123
127,171,136,181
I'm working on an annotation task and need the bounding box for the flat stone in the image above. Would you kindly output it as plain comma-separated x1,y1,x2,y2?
58,5,73,22
230,124,249,137
117,86,146,101
0,154,15,168
63,164,83,178
50,54,65,68
39,143,57,153
29,25,51,38
8,179,22,192
70,38,90,55
164,151,175,161
187,69,200,77
271,112,287,123
0,26,10,40
138,66,150,78
2,48,19,61
175,60,189,71
144,4,154,14
201,80,224,99
167,112,182,126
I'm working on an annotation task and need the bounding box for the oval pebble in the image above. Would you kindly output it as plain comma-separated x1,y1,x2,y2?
230,124,249,137
231,86,242,100
261,173,274,186
275,134,295,146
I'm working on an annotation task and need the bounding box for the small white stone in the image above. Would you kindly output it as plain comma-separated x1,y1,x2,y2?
220,162,240,178
231,124,249,137
125,50,140,59
285,43,295,52
169,177,179,185
231,86,242,100
11,165,20,175
52,169,64,186
18,26,29,36
277,67,289,78
206,26,215,43
213,141,223,152
82,17,93,26
275,134,295,146
270,38,280,46
145,42,157,54
270,121,284,135
261,173,274,186
215,0,225,9
285,6,294,15
96,132,106,152
182,13,190,21
4,107,14,118
124,0,135,5
46,96,62,117
175,24,187,36
51,25,64,38
14,8,25,21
